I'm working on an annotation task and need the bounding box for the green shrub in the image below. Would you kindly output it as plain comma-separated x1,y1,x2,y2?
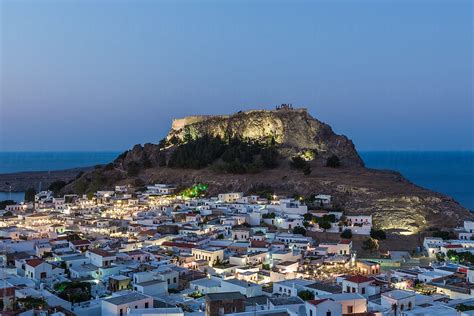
340,229,353,239
293,226,306,236
370,229,387,240
298,290,315,301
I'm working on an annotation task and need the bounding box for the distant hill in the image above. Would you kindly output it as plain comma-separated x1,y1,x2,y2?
62,106,472,235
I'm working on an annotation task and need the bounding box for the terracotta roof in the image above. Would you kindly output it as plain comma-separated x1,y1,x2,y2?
308,298,331,306
250,240,267,248
345,275,373,284
138,229,157,236
71,240,90,246
445,244,463,248
25,258,44,268
88,248,115,257
339,239,352,244
161,241,196,249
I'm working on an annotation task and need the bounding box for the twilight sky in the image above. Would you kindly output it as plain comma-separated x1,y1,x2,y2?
0,0,472,151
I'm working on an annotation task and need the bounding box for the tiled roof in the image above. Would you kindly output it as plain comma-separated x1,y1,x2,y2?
88,248,115,257
344,275,373,284
25,258,44,268
161,241,195,249
308,298,331,306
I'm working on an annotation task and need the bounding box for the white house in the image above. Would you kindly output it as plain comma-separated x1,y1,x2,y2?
192,247,224,267
341,275,376,297
86,249,117,268
189,277,222,294
319,240,352,255
25,259,53,281
218,192,244,203
423,237,444,258
318,293,367,315
314,195,332,207
101,292,153,316
306,298,342,316
273,279,314,297
459,221,474,240
134,279,167,296
269,198,308,215
381,290,416,313
220,279,262,297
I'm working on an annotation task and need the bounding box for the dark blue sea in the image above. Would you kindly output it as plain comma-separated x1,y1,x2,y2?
0,151,473,210
360,151,474,211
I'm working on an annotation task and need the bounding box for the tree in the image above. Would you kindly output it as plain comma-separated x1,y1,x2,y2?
326,155,341,168
291,156,308,170
436,252,445,262
391,303,398,316
3,211,13,217
261,147,279,168
370,228,387,240
340,229,353,239
74,178,89,195
24,188,36,203
298,290,315,301
217,233,224,240
16,297,47,310
303,213,313,221
319,221,331,230
86,192,95,200
322,214,337,223
362,238,379,252
293,226,306,236
433,230,454,240
48,180,66,194
456,304,474,312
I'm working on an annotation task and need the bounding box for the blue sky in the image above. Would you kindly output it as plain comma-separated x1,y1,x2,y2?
1,0,472,151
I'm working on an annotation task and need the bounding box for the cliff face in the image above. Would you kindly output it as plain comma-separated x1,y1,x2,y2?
166,109,364,166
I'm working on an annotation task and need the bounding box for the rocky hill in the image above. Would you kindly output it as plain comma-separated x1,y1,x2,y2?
61,106,472,235
165,108,363,167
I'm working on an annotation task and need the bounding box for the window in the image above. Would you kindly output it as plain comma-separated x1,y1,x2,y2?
400,304,404,311
408,302,412,309
310,310,313,316
347,306,353,313
361,287,366,294
326,312,331,316
145,302,149,308
173,277,177,283
120,309,123,316
167,279,170,285
346,286,350,292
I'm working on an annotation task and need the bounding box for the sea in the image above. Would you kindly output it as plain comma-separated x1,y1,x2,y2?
0,151,473,211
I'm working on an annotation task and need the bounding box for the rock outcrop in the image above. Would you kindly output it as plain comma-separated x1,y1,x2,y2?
166,108,364,166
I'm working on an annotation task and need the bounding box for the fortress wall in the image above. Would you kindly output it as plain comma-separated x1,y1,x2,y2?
171,108,307,131
171,116,212,131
